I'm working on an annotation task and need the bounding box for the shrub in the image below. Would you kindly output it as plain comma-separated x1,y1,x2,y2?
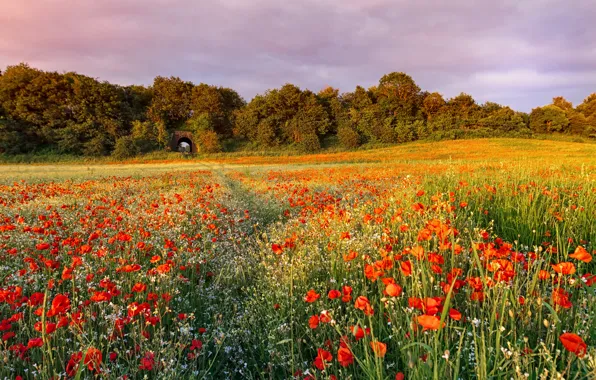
297,132,321,152
111,136,139,160
337,126,361,149
197,130,222,153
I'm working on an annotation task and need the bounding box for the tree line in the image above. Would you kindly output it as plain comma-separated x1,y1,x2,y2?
0,63,594,157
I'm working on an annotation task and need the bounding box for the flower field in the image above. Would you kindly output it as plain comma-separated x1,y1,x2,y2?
0,139,595,379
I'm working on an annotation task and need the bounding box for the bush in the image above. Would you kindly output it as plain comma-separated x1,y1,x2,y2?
83,135,111,156
297,133,321,152
337,126,361,149
395,120,420,143
197,130,222,153
111,136,139,160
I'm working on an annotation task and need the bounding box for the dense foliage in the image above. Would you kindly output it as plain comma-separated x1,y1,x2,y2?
1,63,595,156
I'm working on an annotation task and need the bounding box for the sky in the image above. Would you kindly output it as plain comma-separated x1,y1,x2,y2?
1,0,595,112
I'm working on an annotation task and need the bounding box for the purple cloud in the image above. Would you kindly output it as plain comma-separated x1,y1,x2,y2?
1,0,595,111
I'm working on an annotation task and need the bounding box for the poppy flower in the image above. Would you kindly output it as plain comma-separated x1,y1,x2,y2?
364,264,383,282
139,352,155,371
337,346,354,367
551,262,576,275
47,294,70,317
84,347,102,373
132,283,147,293
90,291,112,303
27,338,43,348
36,243,50,251
308,315,320,329
304,289,320,303
559,333,587,357
411,245,425,259
354,296,374,315
417,315,444,330
351,325,367,340
449,308,462,321
385,283,403,297
343,251,358,262
551,288,573,309
66,352,82,377
319,310,332,323
370,341,387,357
116,264,141,273
538,270,551,280
313,348,333,370
569,246,592,263
400,261,413,276
190,339,203,351
341,285,353,302
328,289,341,299
156,264,171,274
272,244,283,255
2,331,15,341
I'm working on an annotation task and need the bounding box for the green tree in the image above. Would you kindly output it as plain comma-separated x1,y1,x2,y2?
529,105,570,133
552,96,573,111
479,107,528,133
147,76,193,129
422,92,446,121
376,72,422,124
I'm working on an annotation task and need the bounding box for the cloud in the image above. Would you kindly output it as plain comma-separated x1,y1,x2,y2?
0,0,595,111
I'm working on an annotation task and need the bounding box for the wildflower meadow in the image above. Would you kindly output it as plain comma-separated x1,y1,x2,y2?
0,139,595,379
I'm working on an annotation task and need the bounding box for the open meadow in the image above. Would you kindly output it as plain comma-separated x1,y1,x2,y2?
1,138,595,379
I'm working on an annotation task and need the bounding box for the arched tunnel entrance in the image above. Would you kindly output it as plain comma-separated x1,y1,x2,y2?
177,137,193,153
169,131,198,153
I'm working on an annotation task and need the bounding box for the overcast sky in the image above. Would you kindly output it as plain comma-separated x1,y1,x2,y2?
1,0,595,111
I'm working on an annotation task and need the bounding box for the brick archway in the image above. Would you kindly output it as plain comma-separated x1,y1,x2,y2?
169,131,198,153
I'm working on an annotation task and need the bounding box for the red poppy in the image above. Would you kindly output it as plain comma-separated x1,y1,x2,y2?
449,308,462,321
400,261,413,276
304,289,320,303
559,333,587,357
313,348,333,370
343,251,358,262
132,283,147,293
370,341,387,357
319,310,332,323
417,315,444,330
569,246,592,263
47,294,70,317
84,347,102,373
139,352,155,370
385,283,403,297
354,296,374,315
308,315,320,329
156,264,171,274
328,289,341,299
351,325,367,341
551,262,576,275
337,346,354,367
272,244,283,255
190,339,203,351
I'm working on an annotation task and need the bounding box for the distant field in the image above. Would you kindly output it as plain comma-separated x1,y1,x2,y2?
0,138,595,379
2,138,595,184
